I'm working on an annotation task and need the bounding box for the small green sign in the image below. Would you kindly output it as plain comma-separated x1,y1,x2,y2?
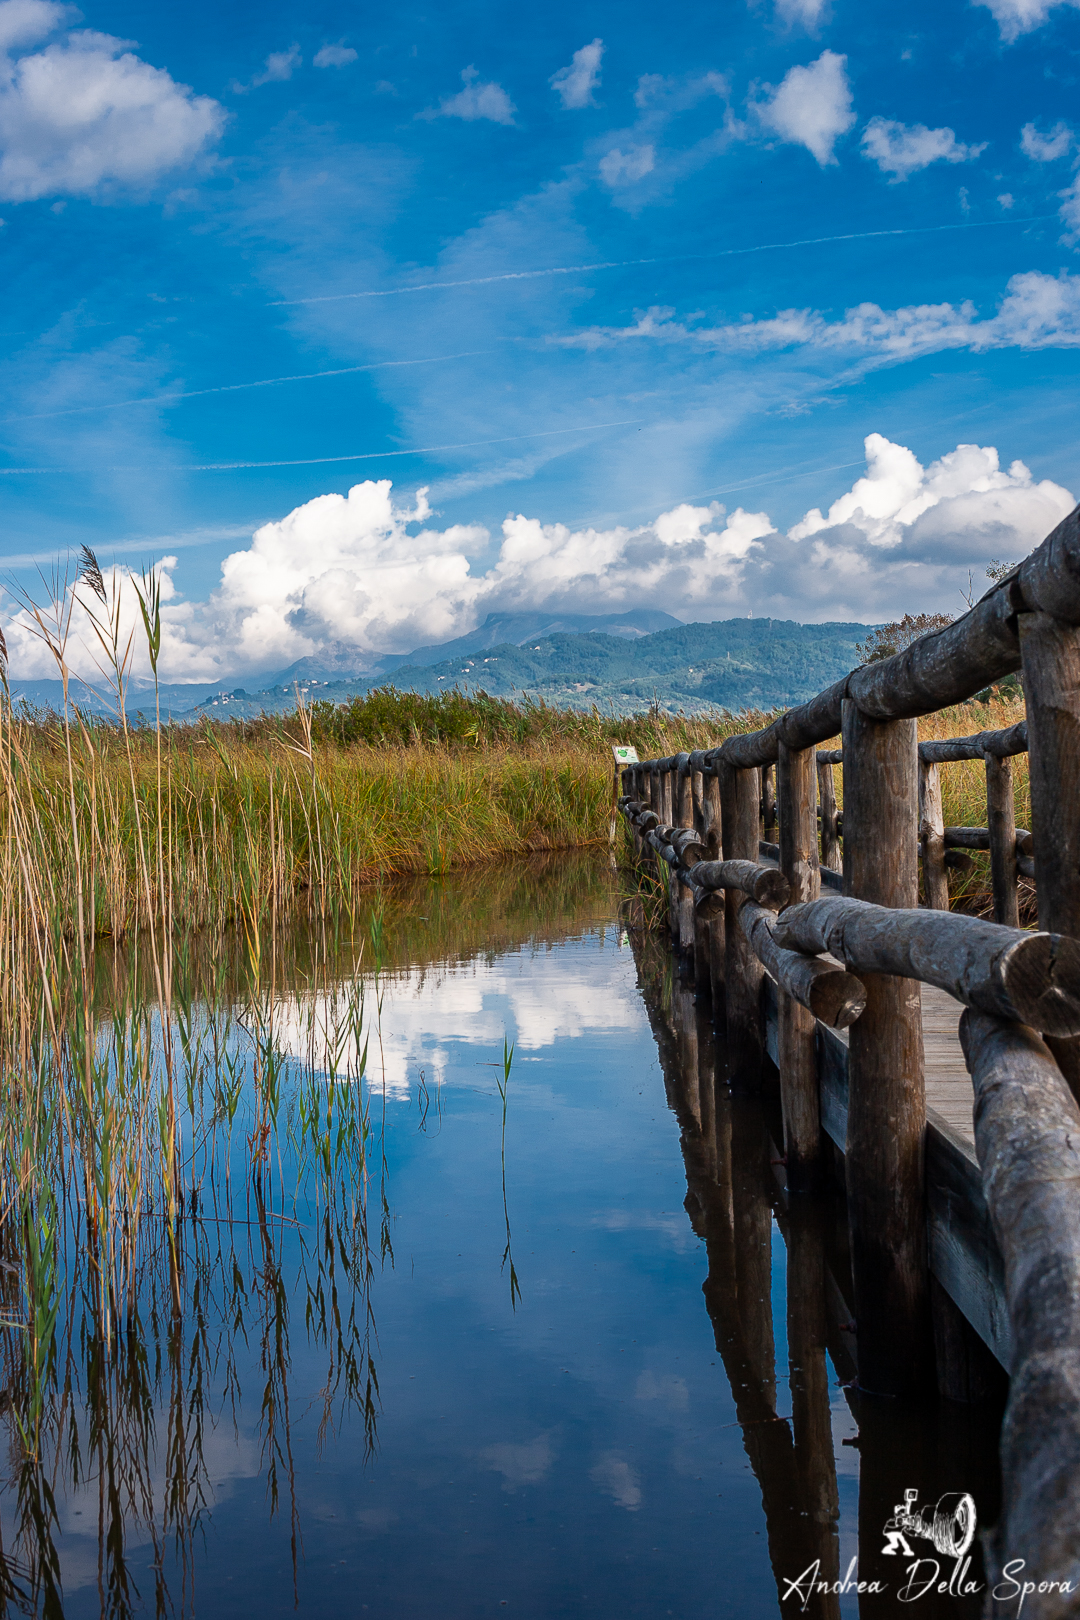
611,744,640,765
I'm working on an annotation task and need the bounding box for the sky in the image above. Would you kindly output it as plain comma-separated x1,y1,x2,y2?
2,0,1080,680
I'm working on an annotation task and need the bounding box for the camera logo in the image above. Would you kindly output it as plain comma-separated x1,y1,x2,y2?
882,1488,977,1560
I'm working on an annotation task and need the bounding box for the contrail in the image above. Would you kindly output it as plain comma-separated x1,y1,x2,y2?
0,416,645,474
16,352,488,422
271,216,1055,307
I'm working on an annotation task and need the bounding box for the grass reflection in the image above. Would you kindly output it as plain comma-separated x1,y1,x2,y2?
0,850,617,1617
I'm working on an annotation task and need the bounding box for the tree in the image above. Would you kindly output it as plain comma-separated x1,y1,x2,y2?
856,613,954,665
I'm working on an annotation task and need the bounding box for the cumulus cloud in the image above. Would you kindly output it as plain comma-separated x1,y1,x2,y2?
550,38,603,108
0,1,223,201
0,0,65,52
313,42,357,69
754,50,854,166
975,0,1080,39
861,117,986,181
1021,119,1074,160
556,269,1080,361
425,65,515,125
599,142,655,186
4,436,1072,680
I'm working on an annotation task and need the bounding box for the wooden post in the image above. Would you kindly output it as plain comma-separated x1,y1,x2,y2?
701,768,725,1015
691,767,705,838
721,762,764,1086
702,770,725,1012
918,758,949,910
985,752,1020,928
841,700,931,1396
1019,608,1080,1098
675,756,696,964
762,762,777,840
777,742,822,1188
702,771,722,858
817,758,842,874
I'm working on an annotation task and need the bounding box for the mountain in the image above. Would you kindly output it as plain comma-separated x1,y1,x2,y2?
7,614,873,722
192,617,872,721
263,608,682,686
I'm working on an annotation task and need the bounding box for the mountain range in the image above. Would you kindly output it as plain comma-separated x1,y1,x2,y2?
8,609,873,721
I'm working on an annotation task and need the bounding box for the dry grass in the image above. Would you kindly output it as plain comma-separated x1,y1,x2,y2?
815,694,1030,917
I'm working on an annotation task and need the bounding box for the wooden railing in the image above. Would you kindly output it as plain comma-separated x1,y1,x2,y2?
619,505,1080,1597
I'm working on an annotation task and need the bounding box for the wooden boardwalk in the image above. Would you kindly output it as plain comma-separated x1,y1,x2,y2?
620,502,1080,1589
922,984,976,1144
820,975,975,1143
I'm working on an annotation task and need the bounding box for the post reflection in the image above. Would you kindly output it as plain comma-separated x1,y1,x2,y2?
627,920,1003,1619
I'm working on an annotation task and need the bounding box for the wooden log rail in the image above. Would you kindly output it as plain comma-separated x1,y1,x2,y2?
618,502,1080,1606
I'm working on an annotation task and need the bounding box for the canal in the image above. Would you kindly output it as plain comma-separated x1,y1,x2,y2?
0,851,1003,1618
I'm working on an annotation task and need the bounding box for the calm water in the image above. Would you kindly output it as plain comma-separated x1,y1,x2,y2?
0,852,1003,1618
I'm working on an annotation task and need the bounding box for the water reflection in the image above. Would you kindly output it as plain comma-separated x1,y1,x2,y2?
0,851,1007,1617
627,910,1005,1618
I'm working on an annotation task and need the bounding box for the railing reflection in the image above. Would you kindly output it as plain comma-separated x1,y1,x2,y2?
627,916,1003,1618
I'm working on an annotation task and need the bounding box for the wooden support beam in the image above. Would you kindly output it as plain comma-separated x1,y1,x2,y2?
720,762,764,1086
1019,608,1080,1099
841,700,931,1397
777,742,822,1188
773,896,1080,1034
690,859,790,910
986,752,1020,929
740,902,865,1029
919,759,949,910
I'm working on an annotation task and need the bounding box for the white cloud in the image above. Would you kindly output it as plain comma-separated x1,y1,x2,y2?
975,0,1080,40
0,6,223,201
998,192,1014,207
782,435,1074,595
1061,173,1080,236
557,270,1080,361
428,65,515,125
590,1454,642,1511
482,1436,555,1491
755,50,853,165
861,117,986,180
251,44,300,87
599,142,655,186
774,0,828,24
0,0,65,52
4,436,1073,679
550,38,603,109
1021,118,1074,160
632,69,728,114
313,42,357,69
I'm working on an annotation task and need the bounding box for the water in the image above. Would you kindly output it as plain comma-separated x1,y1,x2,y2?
0,852,1003,1618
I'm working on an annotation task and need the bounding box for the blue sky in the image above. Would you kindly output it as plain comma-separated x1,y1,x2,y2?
2,0,1080,678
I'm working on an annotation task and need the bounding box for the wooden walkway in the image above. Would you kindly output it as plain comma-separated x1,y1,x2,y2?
821,975,975,1143
922,984,976,1144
